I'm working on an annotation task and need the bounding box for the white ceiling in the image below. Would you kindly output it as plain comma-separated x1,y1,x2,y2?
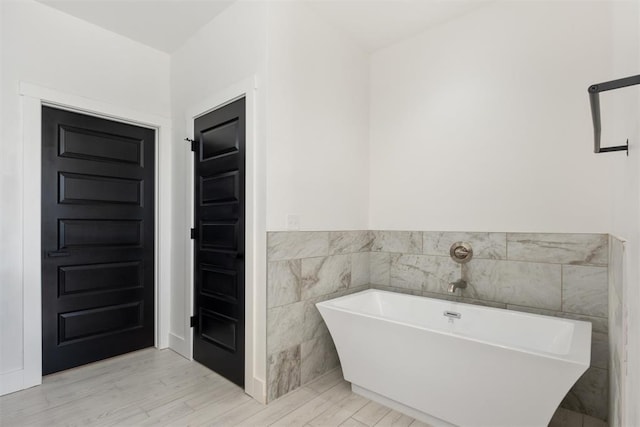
36,0,491,54
304,0,491,52
36,0,235,53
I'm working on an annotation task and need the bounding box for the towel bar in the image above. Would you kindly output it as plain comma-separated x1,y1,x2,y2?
588,74,640,155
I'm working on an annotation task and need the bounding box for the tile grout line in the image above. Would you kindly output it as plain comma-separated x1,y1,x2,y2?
267,230,610,421
560,263,564,313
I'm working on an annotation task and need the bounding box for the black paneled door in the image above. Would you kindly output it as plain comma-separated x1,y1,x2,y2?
41,106,155,375
192,98,245,387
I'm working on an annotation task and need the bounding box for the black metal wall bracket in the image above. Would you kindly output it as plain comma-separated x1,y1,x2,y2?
588,74,640,155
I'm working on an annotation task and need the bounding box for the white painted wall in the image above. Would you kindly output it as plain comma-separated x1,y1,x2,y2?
266,1,370,231
368,1,639,421
169,1,268,400
608,2,640,425
168,0,370,399
0,0,170,390
3,0,633,411
369,1,619,233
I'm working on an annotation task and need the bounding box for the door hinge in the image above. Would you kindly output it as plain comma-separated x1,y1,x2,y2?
190,315,197,328
184,137,197,152
190,228,197,239
191,140,198,152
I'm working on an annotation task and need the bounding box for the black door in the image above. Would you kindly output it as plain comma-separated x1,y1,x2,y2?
41,106,155,375
192,98,245,387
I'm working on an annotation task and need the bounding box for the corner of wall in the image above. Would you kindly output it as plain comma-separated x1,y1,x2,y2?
264,1,370,231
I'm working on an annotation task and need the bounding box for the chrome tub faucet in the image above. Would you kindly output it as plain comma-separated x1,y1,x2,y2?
448,279,467,294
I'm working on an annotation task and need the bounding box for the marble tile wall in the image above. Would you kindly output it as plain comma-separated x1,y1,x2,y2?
608,236,624,427
369,231,609,421
266,231,372,402
266,230,610,421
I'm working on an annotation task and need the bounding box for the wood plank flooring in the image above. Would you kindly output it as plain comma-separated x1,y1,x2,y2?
0,348,602,426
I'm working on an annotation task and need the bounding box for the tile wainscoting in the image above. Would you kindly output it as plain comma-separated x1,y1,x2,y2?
266,231,610,422
608,236,624,427
266,231,372,402
368,231,609,421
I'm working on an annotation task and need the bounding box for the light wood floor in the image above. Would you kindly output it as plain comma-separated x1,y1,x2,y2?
0,348,603,427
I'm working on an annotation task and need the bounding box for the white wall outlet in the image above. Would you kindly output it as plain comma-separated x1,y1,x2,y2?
286,214,300,231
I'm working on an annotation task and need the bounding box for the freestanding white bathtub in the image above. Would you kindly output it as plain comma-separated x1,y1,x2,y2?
317,290,591,427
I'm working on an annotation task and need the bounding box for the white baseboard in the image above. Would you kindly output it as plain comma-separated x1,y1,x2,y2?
1,369,41,396
169,324,267,407
168,332,190,359
247,376,266,404
169,332,265,403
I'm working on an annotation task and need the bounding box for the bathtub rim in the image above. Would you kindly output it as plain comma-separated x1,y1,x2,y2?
316,289,591,367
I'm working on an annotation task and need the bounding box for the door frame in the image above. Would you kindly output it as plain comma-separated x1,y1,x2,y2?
16,82,172,392
181,76,266,403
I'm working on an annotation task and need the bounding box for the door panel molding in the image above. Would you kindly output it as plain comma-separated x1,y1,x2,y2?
58,172,143,206
42,106,155,374
57,218,144,249
3,82,172,397
183,76,266,403
58,261,143,296
58,300,144,344
58,124,144,165
192,97,245,387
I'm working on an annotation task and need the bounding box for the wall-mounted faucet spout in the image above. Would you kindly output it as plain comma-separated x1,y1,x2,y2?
448,279,467,294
